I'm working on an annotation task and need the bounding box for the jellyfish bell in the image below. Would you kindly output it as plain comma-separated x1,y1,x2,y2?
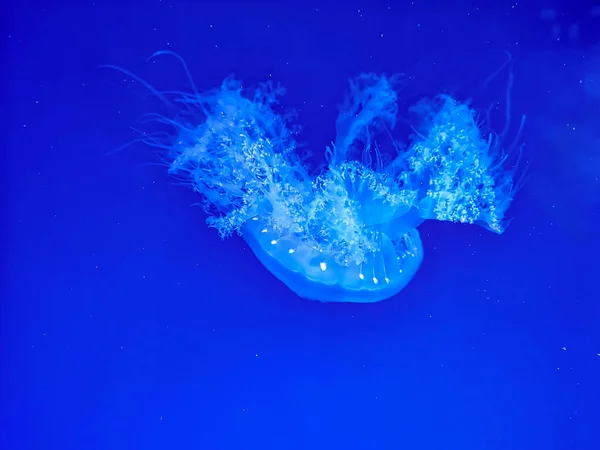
243,214,424,303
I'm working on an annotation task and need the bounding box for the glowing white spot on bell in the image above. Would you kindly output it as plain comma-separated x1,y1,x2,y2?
288,248,295,254
261,228,268,233
251,217,258,221
319,262,327,271
385,277,390,284
373,277,379,284
358,273,365,280
270,239,277,245
399,269,403,273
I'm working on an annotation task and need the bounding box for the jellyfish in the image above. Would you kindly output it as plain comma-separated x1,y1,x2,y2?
124,58,523,303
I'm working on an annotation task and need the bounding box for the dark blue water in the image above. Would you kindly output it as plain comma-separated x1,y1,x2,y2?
3,0,599,448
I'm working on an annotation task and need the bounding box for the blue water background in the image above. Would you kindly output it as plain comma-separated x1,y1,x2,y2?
3,0,599,448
